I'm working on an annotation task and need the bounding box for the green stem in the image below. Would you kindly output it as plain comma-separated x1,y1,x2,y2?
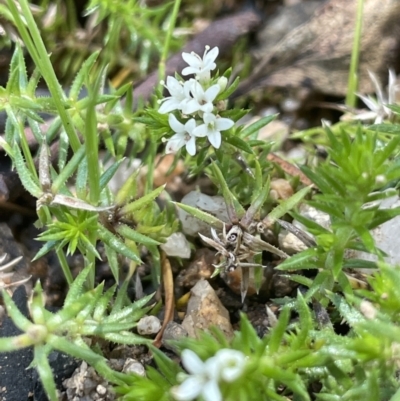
7,0,81,152
56,248,74,286
85,97,100,205
157,0,182,89
345,0,364,107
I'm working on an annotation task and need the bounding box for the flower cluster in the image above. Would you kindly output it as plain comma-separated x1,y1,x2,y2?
171,348,246,401
159,46,234,156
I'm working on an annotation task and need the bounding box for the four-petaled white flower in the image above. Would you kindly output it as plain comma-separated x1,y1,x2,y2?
171,349,246,401
165,114,198,156
353,69,398,124
184,80,220,114
193,112,234,149
182,46,219,82
159,77,192,114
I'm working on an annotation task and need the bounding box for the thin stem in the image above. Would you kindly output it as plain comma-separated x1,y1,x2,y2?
345,0,364,107
56,248,74,286
157,0,182,89
7,0,81,152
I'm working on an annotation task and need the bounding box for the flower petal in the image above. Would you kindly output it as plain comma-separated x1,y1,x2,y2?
165,133,186,154
204,84,220,102
182,66,199,76
203,47,219,67
207,130,221,148
202,380,222,401
166,76,183,96
159,98,180,114
184,118,197,134
169,114,185,133
171,377,203,401
192,123,208,137
182,52,202,70
181,349,205,375
182,99,200,114
186,136,197,156
215,117,234,131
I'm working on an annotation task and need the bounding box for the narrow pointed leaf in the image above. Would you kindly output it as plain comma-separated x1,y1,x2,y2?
116,224,161,246
268,185,312,222
174,202,225,230
121,185,165,215
241,177,270,227
34,346,58,401
97,226,142,264
211,162,245,222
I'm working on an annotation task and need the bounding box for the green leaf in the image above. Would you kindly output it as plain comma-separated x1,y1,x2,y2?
328,293,364,325
48,335,124,385
12,142,42,198
64,264,92,307
121,185,165,215
104,245,120,283
211,162,245,222
223,134,254,154
240,114,278,139
51,145,86,193
105,293,154,324
116,224,161,246
292,291,312,350
93,284,116,321
33,345,58,401
69,51,100,101
276,248,318,271
174,202,225,230
97,226,142,264
268,185,312,222
102,331,150,345
1,290,32,332
268,306,290,353
367,123,400,134
236,313,261,355
32,240,58,261
150,345,181,384
99,158,125,190
241,177,270,227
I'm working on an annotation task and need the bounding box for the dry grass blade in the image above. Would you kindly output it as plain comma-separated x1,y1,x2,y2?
153,251,175,348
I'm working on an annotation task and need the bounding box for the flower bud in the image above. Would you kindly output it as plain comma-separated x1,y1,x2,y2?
217,76,228,93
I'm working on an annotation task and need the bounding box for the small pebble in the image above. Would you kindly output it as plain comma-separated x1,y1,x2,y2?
162,321,188,352
122,358,146,376
160,232,191,258
96,384,107,396
137,315,161,336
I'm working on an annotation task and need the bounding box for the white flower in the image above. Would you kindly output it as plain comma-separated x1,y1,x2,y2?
183,80,220,115
171,349,246,401
193,112,234,148
214,349,246,382
159,77,192,114
353,70,398,123
182,46,219,82
171,349,221,401
165,114,198,156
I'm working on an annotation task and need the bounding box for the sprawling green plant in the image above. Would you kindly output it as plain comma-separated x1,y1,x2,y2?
2,0,400,400
278,125,400,303
116,289,400,401
0,265,153,400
